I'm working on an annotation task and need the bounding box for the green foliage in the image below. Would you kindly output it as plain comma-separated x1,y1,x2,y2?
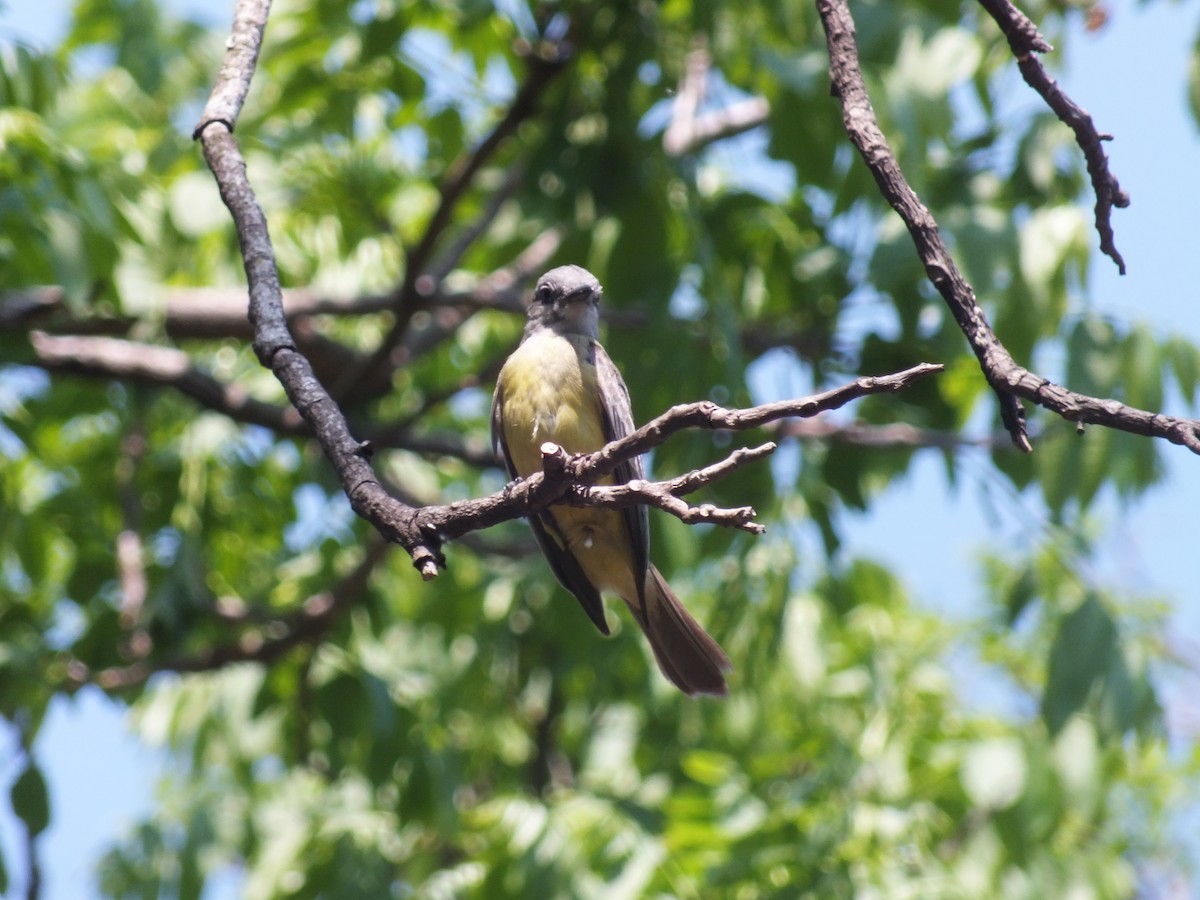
2,0,1198,896
10,760,50,838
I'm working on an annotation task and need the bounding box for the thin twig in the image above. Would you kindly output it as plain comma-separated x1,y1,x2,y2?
571,442,779,533
777,418,1018,450
977,0,1129,273
815,0,1200,455
66,538,390,691
567,363,945,482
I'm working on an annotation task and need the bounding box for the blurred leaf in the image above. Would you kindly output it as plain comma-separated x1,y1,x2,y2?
1190,25,1200,129
1041,595,1117,736
11,759,50,837
1166,334,1200,402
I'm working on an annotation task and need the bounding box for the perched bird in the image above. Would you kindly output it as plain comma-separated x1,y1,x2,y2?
491,265,730,696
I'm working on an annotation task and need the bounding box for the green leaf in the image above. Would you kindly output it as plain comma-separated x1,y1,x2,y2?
11,759,50,837
1004,565,1038,626
1099,647,1137,736
681,750,736,787
1166,335,1200,404
1066,317,1121,398
1121,324,1164,412
1041,595,1117,736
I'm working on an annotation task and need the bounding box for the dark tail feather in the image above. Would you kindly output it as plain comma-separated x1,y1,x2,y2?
628,566,731,697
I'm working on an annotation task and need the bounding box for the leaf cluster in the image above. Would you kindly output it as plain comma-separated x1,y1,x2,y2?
2,0,1199,895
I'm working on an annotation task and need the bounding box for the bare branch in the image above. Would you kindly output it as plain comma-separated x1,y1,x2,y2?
190,1,946,583
570,442,779,534
815,0,1200,455
26,332,500,467
191,0,458,577
192,0,269,137
976,0,1052,54
66,538,391,691
777,418,1018,450
343,41,572,396
664,441,778,496
664,38,770,156
977,0,1129,274
30,331,304,430
567,363,944,483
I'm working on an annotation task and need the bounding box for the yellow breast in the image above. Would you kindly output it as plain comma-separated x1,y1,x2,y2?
496,329,637,598
497,330,606,478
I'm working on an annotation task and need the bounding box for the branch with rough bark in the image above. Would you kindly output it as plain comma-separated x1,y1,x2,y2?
394,362,943,578
546,440,776,534
815,0,1200,455
2,230,561,407
190,0,943,583
976,0,1129,274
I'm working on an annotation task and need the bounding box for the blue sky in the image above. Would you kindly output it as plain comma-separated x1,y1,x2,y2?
2,1,1200,897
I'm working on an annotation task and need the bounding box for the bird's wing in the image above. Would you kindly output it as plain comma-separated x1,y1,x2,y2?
593,340,651,594
491,378,611,635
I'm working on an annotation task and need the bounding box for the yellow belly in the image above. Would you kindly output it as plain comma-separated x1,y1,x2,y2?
497,330,637,598
498,330,606,471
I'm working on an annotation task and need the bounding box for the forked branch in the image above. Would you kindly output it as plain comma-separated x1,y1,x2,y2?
816,0,1200,455
194,0,947,581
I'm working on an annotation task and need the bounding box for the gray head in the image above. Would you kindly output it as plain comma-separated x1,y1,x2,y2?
526,265,602,338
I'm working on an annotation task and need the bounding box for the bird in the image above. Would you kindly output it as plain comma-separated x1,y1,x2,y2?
491,264,731,696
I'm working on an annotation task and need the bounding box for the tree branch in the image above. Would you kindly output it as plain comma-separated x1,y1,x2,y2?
25,331,500,468
777,418,1019,450
563,441,778,533
191,0,945,583
663,38,770,156
29,331,305,429
341,38,572,397
65,538,391,691
815,0,1200,455
386,365,946,573
977,0,1129,274
564,363,944,483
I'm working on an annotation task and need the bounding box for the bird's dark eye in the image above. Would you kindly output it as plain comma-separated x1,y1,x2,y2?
535,285,553,303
